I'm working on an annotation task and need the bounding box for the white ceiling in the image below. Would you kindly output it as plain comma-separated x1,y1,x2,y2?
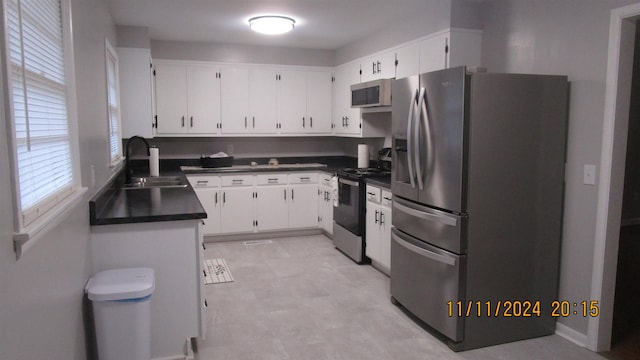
106,0,430,50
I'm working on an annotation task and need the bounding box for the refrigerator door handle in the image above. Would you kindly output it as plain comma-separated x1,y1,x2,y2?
393,200,458,227
414,87,426,190
407,89,418,188
391,230,456,266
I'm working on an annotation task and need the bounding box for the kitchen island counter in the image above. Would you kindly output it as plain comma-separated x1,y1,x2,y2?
89,171,206,226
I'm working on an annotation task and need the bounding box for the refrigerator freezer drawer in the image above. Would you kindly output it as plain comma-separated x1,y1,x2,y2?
390,228,465,342
392,196,467,254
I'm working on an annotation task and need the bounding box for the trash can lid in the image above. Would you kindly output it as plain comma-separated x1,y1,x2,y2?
86,267,155,301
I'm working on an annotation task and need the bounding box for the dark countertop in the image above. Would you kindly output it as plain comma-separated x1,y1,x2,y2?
89,155,375,226
366,175,391,189
90,171,206,226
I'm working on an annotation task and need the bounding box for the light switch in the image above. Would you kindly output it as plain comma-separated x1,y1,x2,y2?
583,164,596,185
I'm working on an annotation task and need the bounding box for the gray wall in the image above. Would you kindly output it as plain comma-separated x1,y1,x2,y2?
333,0,452,65
481,0,638,335
136,137,385,162
0,0,116,358
151,40,334,67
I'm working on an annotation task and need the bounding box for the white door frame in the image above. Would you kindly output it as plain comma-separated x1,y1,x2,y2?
589,2,640,352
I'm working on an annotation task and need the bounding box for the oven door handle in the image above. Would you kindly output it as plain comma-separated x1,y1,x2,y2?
391,230,456,266
338,178,359,187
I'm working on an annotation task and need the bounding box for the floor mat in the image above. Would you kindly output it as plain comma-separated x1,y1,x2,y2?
204,258,234,284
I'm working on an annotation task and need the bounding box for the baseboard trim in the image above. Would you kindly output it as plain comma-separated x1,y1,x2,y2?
556,322,588,348
204,228,323,243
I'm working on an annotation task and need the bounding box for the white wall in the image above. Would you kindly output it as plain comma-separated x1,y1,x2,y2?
480,0,638,336
0,0,116,358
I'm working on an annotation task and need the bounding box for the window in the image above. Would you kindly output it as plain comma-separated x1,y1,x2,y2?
105,39,122,166
3,0,84,256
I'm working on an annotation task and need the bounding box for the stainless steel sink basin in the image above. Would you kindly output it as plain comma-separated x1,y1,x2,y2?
122,176,188,189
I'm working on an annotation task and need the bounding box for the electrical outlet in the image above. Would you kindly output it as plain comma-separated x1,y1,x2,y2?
583,164,596,185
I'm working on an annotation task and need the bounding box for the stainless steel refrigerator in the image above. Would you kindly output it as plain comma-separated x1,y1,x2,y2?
390,66,568,351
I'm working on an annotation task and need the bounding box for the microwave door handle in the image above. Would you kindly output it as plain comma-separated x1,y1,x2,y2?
406,89,418,189
414,87,426,190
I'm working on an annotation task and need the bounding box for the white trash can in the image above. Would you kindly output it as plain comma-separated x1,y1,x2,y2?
86,267,155,360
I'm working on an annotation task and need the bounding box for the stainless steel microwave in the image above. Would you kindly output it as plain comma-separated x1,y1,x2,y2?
351,78,392,108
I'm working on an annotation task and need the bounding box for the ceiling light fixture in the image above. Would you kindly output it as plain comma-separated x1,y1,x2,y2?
249,15,295,35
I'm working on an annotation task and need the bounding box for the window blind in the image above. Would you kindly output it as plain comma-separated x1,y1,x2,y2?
105,44,121,164
7,0,74,226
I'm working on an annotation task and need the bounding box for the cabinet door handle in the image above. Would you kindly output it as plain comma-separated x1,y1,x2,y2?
223,192,226,204
197,180,209,185
380,212,385,225
202,242,206,250
253,116,255,128
302,117,305,128
291,188,294,200
190,116,193,128
310,117,313,128
203,270,207,277
377,61,381,73
215,192,218,204
284,188,287,200
375,210,379,224
232,179,243,184
244,116,247,128
372,62,376,75
268,178,279,183
181,116,185,127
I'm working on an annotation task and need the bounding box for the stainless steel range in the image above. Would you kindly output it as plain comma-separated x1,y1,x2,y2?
333,167,389,264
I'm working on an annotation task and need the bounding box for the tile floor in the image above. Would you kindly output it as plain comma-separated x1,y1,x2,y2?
197,235,606,360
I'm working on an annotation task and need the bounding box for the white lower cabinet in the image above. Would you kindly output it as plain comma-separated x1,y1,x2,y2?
256,174,289,231
365,185,392,274
91,220,206,359
190,172,323,236
220,175,256,234
318,174,334,234
288,172,319,229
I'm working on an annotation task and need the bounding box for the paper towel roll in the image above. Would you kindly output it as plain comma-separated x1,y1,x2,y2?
149,146,159,177
357,144,369,168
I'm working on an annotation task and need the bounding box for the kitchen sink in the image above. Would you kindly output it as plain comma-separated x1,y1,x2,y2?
122,176,188,189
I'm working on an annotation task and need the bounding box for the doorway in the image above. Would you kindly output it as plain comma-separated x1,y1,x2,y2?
590,3,640,354
600,20,640,360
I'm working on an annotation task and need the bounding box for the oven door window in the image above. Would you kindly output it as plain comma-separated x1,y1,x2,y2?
334,177,361,235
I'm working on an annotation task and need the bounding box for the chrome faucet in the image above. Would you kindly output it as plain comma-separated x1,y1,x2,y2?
124,136,151,184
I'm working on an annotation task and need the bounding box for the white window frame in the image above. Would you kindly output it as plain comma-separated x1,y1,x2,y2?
1,0,86,259
105,38,123,167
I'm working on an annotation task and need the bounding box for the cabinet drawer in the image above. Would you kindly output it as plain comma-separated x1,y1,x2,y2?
366,185,381,203
220,175,254,187
188,175,220,188
381,190,393,208
256,173,288,186
289,172,318,184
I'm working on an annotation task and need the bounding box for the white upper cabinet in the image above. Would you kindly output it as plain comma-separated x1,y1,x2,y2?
220,66,278,135
277,70,307,134
277,70,332,135
420,29,482,74
332,62,361,135
360,50,396,82
117,47,154,138
394,42,420,80
155,61,221,135
305,71,333,134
